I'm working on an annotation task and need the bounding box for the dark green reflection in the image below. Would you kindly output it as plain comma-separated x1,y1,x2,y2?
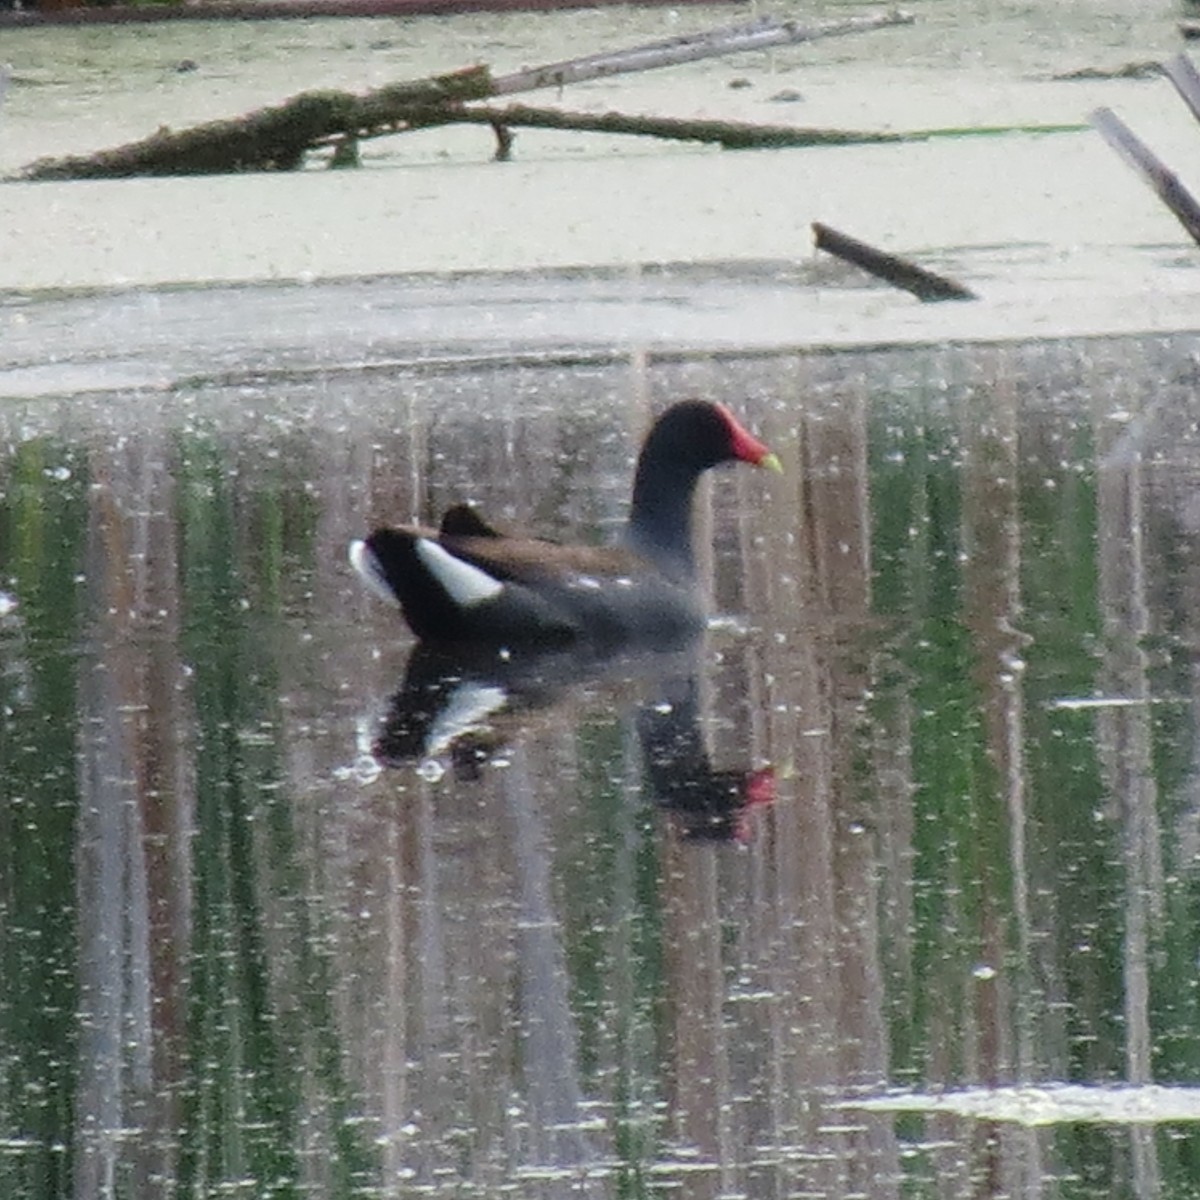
174,434,375,1198
0,440,85,1199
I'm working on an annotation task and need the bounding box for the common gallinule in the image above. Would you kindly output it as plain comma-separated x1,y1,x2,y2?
350,399,780,647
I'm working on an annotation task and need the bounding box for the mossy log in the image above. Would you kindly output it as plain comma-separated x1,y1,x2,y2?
19,68,493,178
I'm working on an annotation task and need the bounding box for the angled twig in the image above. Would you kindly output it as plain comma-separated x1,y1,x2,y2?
1090,105,1200,246
812,222,977,302
1162,53,1200,125
492,10,915,93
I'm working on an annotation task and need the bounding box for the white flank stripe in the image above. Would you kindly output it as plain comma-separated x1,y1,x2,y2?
416,539,503,606
348,540,401,608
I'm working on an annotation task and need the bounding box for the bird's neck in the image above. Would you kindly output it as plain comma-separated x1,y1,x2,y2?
627,457,701,580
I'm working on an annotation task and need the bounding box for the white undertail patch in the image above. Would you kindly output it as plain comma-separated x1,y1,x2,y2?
425,683,508,757
349,540,402,608
416,539,504,607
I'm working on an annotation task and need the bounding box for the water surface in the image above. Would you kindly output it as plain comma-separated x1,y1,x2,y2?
3,331,1200,1197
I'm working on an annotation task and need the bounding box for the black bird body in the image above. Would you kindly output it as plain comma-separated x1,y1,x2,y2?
350,400,779,648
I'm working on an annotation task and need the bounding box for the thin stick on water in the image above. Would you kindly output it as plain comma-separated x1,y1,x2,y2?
1090,105,1200,246
1162,52,1200,126
505,13,778,78
492,10,915,93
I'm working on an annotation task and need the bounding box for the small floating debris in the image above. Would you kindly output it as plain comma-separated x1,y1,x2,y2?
1051,61,1163,81
513,1163,615,1181
837,1083,1200,1126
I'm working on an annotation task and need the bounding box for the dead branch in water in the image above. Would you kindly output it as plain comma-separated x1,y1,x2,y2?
1090,106,1200,247
332,104,1083,154
812,222,977,301
348,102,905,149
15,9,914,179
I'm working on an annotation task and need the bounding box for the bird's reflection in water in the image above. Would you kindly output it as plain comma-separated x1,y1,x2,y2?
637,672,774,842
373,641,774,842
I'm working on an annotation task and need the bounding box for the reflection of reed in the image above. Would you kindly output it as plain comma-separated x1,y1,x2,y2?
76,426,193,1199
659,831,727,1197
959,359,1052,1200
764,363,897,1197
505,745,600,1183
961,354,1027,1088
1095,399,1164,1074
646,360,900,1197
1093,360,1165,1199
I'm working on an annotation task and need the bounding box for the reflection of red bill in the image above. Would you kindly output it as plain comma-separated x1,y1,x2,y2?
735,766,776,843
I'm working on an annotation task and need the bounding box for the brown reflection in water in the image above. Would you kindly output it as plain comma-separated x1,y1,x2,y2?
75,424,193,1198
368,734,617,1196
959,359,1051,1200
659,823,727,1197
961,352,1025,1090
1092,345,1167,1200
1093,352,1165,1086
630,359,902,1198
744,361,898,1199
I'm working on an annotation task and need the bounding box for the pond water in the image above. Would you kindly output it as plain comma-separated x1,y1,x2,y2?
5,0,1200,1195
3,321,1200,1198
